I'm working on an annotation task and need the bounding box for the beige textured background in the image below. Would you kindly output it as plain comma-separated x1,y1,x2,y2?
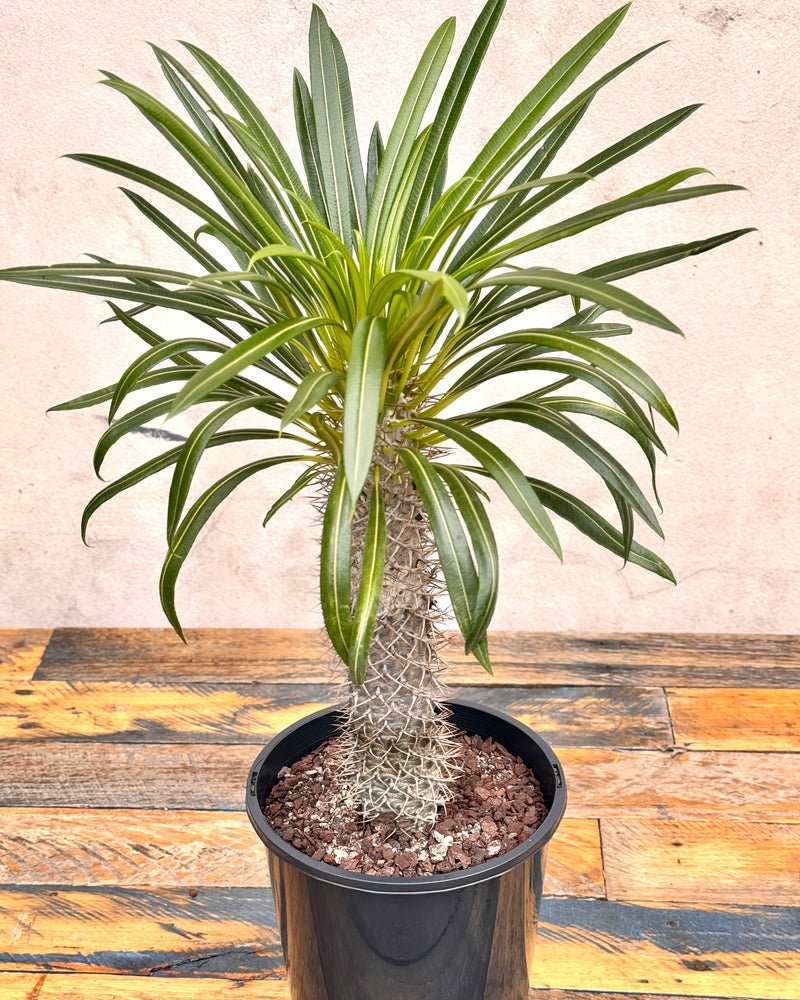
1,0,795,634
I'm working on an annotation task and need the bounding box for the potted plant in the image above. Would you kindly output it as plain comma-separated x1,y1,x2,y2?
2,2,749,997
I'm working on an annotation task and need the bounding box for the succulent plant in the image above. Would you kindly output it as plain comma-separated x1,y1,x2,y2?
1,1,750,827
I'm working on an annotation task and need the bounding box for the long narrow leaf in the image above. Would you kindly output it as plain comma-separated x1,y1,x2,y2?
262,465,320,527
397,0,507,256
110,338,228,421
418,417,562,558
293,70,328,222
365,17,455,264
281,370,342,430
82,428,283,542
475,267,681,334
320,467,354,663
461,400,663,534
168,316,330,417
160,455,307,638
349,472,386,683
167,395,295,541
398,448,487,668
529,477,674,581
343,317,386,505
309,7,367,241
435,463,498,660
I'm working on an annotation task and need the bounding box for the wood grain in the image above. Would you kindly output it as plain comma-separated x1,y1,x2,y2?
3,892,797,997
4,744,797,820
35,628,800,687
0,743,255,810
4,974,290,998
534,897,800,999
0,886,282,977
602,819,800,906
0,681,672,750
0,681,332,744
1,973,291,998
545,819,605,898
0,809,602,899
0,631,52,681
668,688,800,751
0,974,711,1000
555,748,800,821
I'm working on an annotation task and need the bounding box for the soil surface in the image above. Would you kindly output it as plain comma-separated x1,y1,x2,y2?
264,730,548,876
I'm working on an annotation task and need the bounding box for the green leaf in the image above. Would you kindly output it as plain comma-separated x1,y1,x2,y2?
418,417,562,557
308,6,367,241
343,317,386,505
168,315,329,418
99,75,283,246
180,41,311,207
461,400,663,535
293,69,328,222
349,471,387,684
91,391,225,477
486,328,678,428
530,477,675,581
262,465,320,527
81,428,282,542
397,0,507,256
167,395,293,541
65,153,255,254
461,182,743,278
369,268,468,330
365,17,455,264
160,455,307,638
366,122,384,203
109,338,228,421
435,464,498,661
435,4,630,239
281,370,342,430
398,448,481,659
476,267,682,334
320,467,354,663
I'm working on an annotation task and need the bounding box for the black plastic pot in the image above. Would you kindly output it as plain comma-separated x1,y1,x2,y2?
246,699,566,1000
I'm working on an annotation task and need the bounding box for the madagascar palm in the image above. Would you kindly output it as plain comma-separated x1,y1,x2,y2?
2,1,750,827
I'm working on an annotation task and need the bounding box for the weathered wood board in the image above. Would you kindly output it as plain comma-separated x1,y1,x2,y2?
0,886,283,977
668,687,800,751
2,891,797,998
555,748,800,821
602,818,800,906
35,628,800,687
533,897,800,999
0,809,602,899
3,744,797,820
0,631,51,681
0,972,291,999
0,681,673,750
0,974,710,1000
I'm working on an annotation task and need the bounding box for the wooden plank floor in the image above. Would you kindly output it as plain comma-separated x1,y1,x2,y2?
1,628,798,1000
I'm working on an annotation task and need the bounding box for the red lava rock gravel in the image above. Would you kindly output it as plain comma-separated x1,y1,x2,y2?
264,731,548,876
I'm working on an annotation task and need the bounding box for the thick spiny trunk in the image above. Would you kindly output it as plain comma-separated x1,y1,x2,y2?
343,441,459,827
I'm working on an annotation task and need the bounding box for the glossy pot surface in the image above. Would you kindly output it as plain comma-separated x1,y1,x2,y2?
246,699,566,1000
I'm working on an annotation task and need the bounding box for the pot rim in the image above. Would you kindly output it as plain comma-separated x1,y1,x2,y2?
246,698,567,895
